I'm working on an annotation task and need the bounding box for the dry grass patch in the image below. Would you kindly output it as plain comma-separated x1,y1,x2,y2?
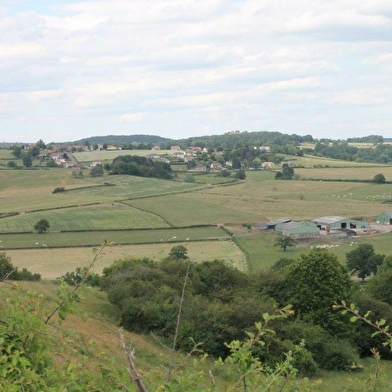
7,240,246,279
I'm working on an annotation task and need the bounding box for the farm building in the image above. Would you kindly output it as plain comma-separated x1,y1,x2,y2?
376,212,392,225
256,218,291,231
275,221,319,237
312,216,369,230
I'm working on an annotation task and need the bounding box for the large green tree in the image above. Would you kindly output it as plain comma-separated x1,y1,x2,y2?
274,236,296,251
34,219,50,233
283,249,353,335
346,243,384,282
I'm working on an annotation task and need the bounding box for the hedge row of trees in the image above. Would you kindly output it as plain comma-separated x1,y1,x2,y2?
100,247,392,375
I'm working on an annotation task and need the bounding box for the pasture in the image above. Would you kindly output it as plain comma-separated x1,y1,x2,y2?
0,203,170,232
0,170,202,212
237,230,392,272
0,226,229,249
292,154,388,168
2,164,392,279
72,149,173,163
296,166,392,181
7,240,246,279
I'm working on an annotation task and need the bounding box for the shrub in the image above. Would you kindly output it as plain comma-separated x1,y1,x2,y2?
0,252,41,281
52,187,65,194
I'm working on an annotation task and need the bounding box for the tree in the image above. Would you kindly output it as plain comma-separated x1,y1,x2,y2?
7,161,16,168
234,169,246,180
366,257,392,305
36,139,46,149
274,236,296,251
168,245,188,261
22,152,33,167
275,164,295,180
346,243,385,282
91,164,104,177
373,173,386,184
283,249,353,334
47,158,58,167
13,146,23,158
34,219,50,233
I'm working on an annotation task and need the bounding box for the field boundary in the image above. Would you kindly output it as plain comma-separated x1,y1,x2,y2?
116,200,174,227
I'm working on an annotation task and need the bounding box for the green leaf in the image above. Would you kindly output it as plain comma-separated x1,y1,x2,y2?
350,316,358,323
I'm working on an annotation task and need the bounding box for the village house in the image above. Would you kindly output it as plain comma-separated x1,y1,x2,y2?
210,162,223,170
151,145,161,150
170,145,182,151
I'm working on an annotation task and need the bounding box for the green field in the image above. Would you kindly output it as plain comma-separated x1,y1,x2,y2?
296,166,392,181
289,154,389,168
2,164,392,277
0,170,203,212
126,190,266,226
0,203,170,232
237,230,392,272
72,149,173,163
0,226,229,249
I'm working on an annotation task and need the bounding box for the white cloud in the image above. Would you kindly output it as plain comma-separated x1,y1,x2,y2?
1,0,392,141
118,112,148,123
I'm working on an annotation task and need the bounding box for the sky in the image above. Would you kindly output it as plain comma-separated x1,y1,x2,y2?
1,0,392,143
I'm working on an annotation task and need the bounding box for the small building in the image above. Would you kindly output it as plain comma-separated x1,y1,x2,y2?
275,221,320,237
262,161,275,169
259,146,271,152
210,162,223,170
146,153,161,159
151,145,161,150
172,152,185,159
312,216,369,230
171,146,182,151
377,212,392,225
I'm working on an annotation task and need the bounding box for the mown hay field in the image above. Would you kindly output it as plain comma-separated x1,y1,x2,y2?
0,203,170,233
195,177,392,221
0,170,202,212
0,226,229,249
126,190,266,226
282,154,388,168
296,166,392,181
7,240,246,279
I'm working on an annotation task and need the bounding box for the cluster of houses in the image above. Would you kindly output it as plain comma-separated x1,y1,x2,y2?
150,145,276,172
258,213,392,237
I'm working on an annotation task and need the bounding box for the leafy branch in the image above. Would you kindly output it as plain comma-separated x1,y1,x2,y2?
45,241,110,325
333,301,392,351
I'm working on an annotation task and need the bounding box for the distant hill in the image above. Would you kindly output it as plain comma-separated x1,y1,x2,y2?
73,134,172,145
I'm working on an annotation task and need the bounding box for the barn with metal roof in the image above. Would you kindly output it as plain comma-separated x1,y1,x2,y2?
312,216,369,230
376,212,392,225
275,221,320,237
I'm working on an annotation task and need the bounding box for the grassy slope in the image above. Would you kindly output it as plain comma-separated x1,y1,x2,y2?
8,281,392,391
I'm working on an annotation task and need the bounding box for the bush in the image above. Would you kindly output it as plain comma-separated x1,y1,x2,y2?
317,338,359,370
0,252,41,281
183,175,195,183
52,187,65,194
279,320,359,371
